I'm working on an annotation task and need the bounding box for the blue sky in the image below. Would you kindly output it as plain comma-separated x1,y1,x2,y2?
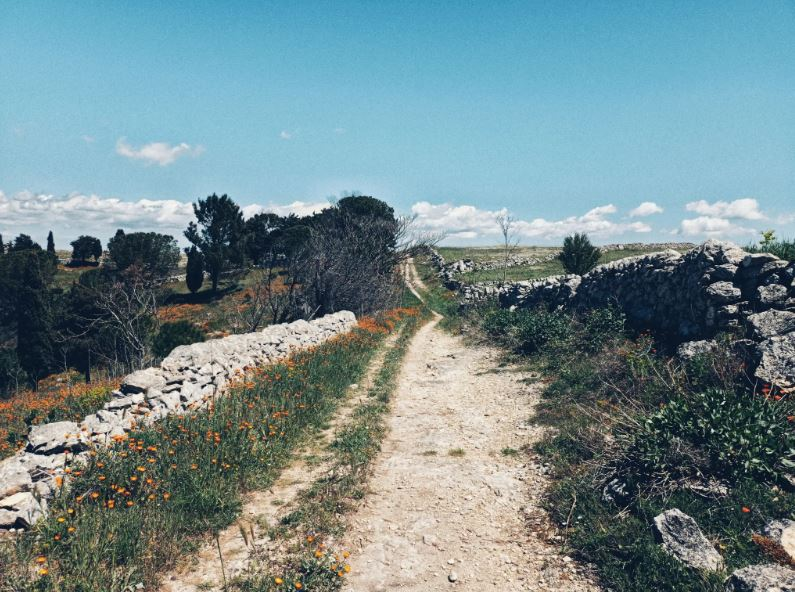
1,1,793,246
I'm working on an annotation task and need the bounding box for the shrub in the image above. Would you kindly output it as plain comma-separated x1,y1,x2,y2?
559,233,600,275
581,305,625,352
185,245,204,294
513,308,572,353
481,308,516,337
152,321,205,359
618,388,795,490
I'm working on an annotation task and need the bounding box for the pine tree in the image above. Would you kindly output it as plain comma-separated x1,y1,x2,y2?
0,234,4,255
47,231,55,254
185,245,204,294
559,233,601,275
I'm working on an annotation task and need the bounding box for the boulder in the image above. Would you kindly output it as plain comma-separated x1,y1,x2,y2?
747,310,795,340
725,564,795,591
763,519,795,563
757,284,789,306
121,369,167,394
754,332,795,389
706,282,742,304
0,457,33,498
104,393,145,410
26,421,85,454
677,340,719,361
0,491,45,528
652,508,723,571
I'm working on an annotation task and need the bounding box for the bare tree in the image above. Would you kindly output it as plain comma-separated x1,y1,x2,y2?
496,213,518,284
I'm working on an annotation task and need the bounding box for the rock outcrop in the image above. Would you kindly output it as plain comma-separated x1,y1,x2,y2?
0,311,357,530
499,240,795,389
725,564,795,591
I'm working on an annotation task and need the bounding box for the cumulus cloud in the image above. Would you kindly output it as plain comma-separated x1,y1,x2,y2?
685,198,765,220
678,216,757,237
629,201,663,217
411,201,651,242
115,138,205,166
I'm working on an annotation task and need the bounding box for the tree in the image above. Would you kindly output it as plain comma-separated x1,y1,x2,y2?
107,229,180,280
184,193,245,291
153,321,204,359
559,233,601,275
9,234,39,252
185,245,204,294
47,231,55,255
243,212,285,264
70,235,102,263
0,234,4,255
496,213,518,284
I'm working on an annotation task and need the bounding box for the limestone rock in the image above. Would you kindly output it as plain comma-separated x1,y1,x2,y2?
763,519,795,562
0,492,45,528
725,564,795,591
652,508,723,571
677,340,719,361
757,284,789,306
0,457,33,498
121,369,167,394
26,421,85,454
755,332,795,389
747,310,795,340
706,282,742,304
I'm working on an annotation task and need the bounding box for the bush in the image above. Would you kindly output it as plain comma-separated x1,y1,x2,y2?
559,233,600,275
513,308,572,353
152,321,205,359
581,305,625,352
481,308,516,337
619,388,795,489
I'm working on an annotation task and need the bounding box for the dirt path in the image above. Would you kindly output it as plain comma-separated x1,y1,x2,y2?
160,331,402,592
342,314,599,590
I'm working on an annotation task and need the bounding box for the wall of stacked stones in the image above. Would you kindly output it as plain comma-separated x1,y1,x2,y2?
0,311,358,531
499,240,795,390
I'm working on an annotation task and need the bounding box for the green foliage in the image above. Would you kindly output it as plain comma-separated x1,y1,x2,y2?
107,229,180,279
746,230,795,261
581,305,625,351
559,232,601,275
9,233,39,252
153,321,205,358
70,235,102,262
184,193,246,291
46,231,55,254
482,308,516,337
185,245,204,294
620,388,795,487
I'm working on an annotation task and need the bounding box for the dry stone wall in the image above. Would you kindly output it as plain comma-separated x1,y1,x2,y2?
0,311,357,531
499,240,795,389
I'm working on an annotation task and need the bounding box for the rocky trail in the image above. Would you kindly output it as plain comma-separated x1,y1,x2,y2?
340,309,598,591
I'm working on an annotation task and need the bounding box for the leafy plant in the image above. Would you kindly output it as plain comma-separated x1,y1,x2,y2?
559,233,600,275
152,320,205,359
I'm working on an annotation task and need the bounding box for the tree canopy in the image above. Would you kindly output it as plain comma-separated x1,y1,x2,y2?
70,235,103,262
107,229,180,280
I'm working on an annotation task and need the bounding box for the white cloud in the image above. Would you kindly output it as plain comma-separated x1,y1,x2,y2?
0,190,331,246
279,131,292,140
334,127,346,135
81,135,95,144
115,137,204,166
629,201,663,217
678,216,757,237
411,201,652,243
685,198,765,220
242,200,329,219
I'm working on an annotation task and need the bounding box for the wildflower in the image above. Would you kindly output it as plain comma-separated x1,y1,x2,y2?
67,526,76,533
295,583,303,590
36,556,46,564
90,492,100,499
38,568,49,576
742,506,751,513
274,577,284,585
57,517,66,523
107,500,115,509
163,493,171,500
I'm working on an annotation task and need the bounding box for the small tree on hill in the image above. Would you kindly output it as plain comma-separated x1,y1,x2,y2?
185,245,204,294
559,233,600,275
10,234,38,252
71,235,102,263
184,193,245,292
107,229,180,281
47,231,55,255
0,234,4,255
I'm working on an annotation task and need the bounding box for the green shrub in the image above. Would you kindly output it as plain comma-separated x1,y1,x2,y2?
513,308,572,353
152,321,205,358
581,305,625,352
481,308,516,337
559,233,600,275
620,388,795,488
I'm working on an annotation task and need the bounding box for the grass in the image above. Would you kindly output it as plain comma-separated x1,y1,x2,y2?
229,298,430,591
448,447,466,457
0,308,420,591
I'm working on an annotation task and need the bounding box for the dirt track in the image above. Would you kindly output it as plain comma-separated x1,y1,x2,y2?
342,309,598,591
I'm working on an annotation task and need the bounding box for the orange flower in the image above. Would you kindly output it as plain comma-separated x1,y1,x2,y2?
742,506,751,513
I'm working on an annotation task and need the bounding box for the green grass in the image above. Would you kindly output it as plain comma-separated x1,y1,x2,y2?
0,312,408,591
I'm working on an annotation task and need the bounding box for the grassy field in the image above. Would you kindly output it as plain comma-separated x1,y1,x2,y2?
442,246,693,283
